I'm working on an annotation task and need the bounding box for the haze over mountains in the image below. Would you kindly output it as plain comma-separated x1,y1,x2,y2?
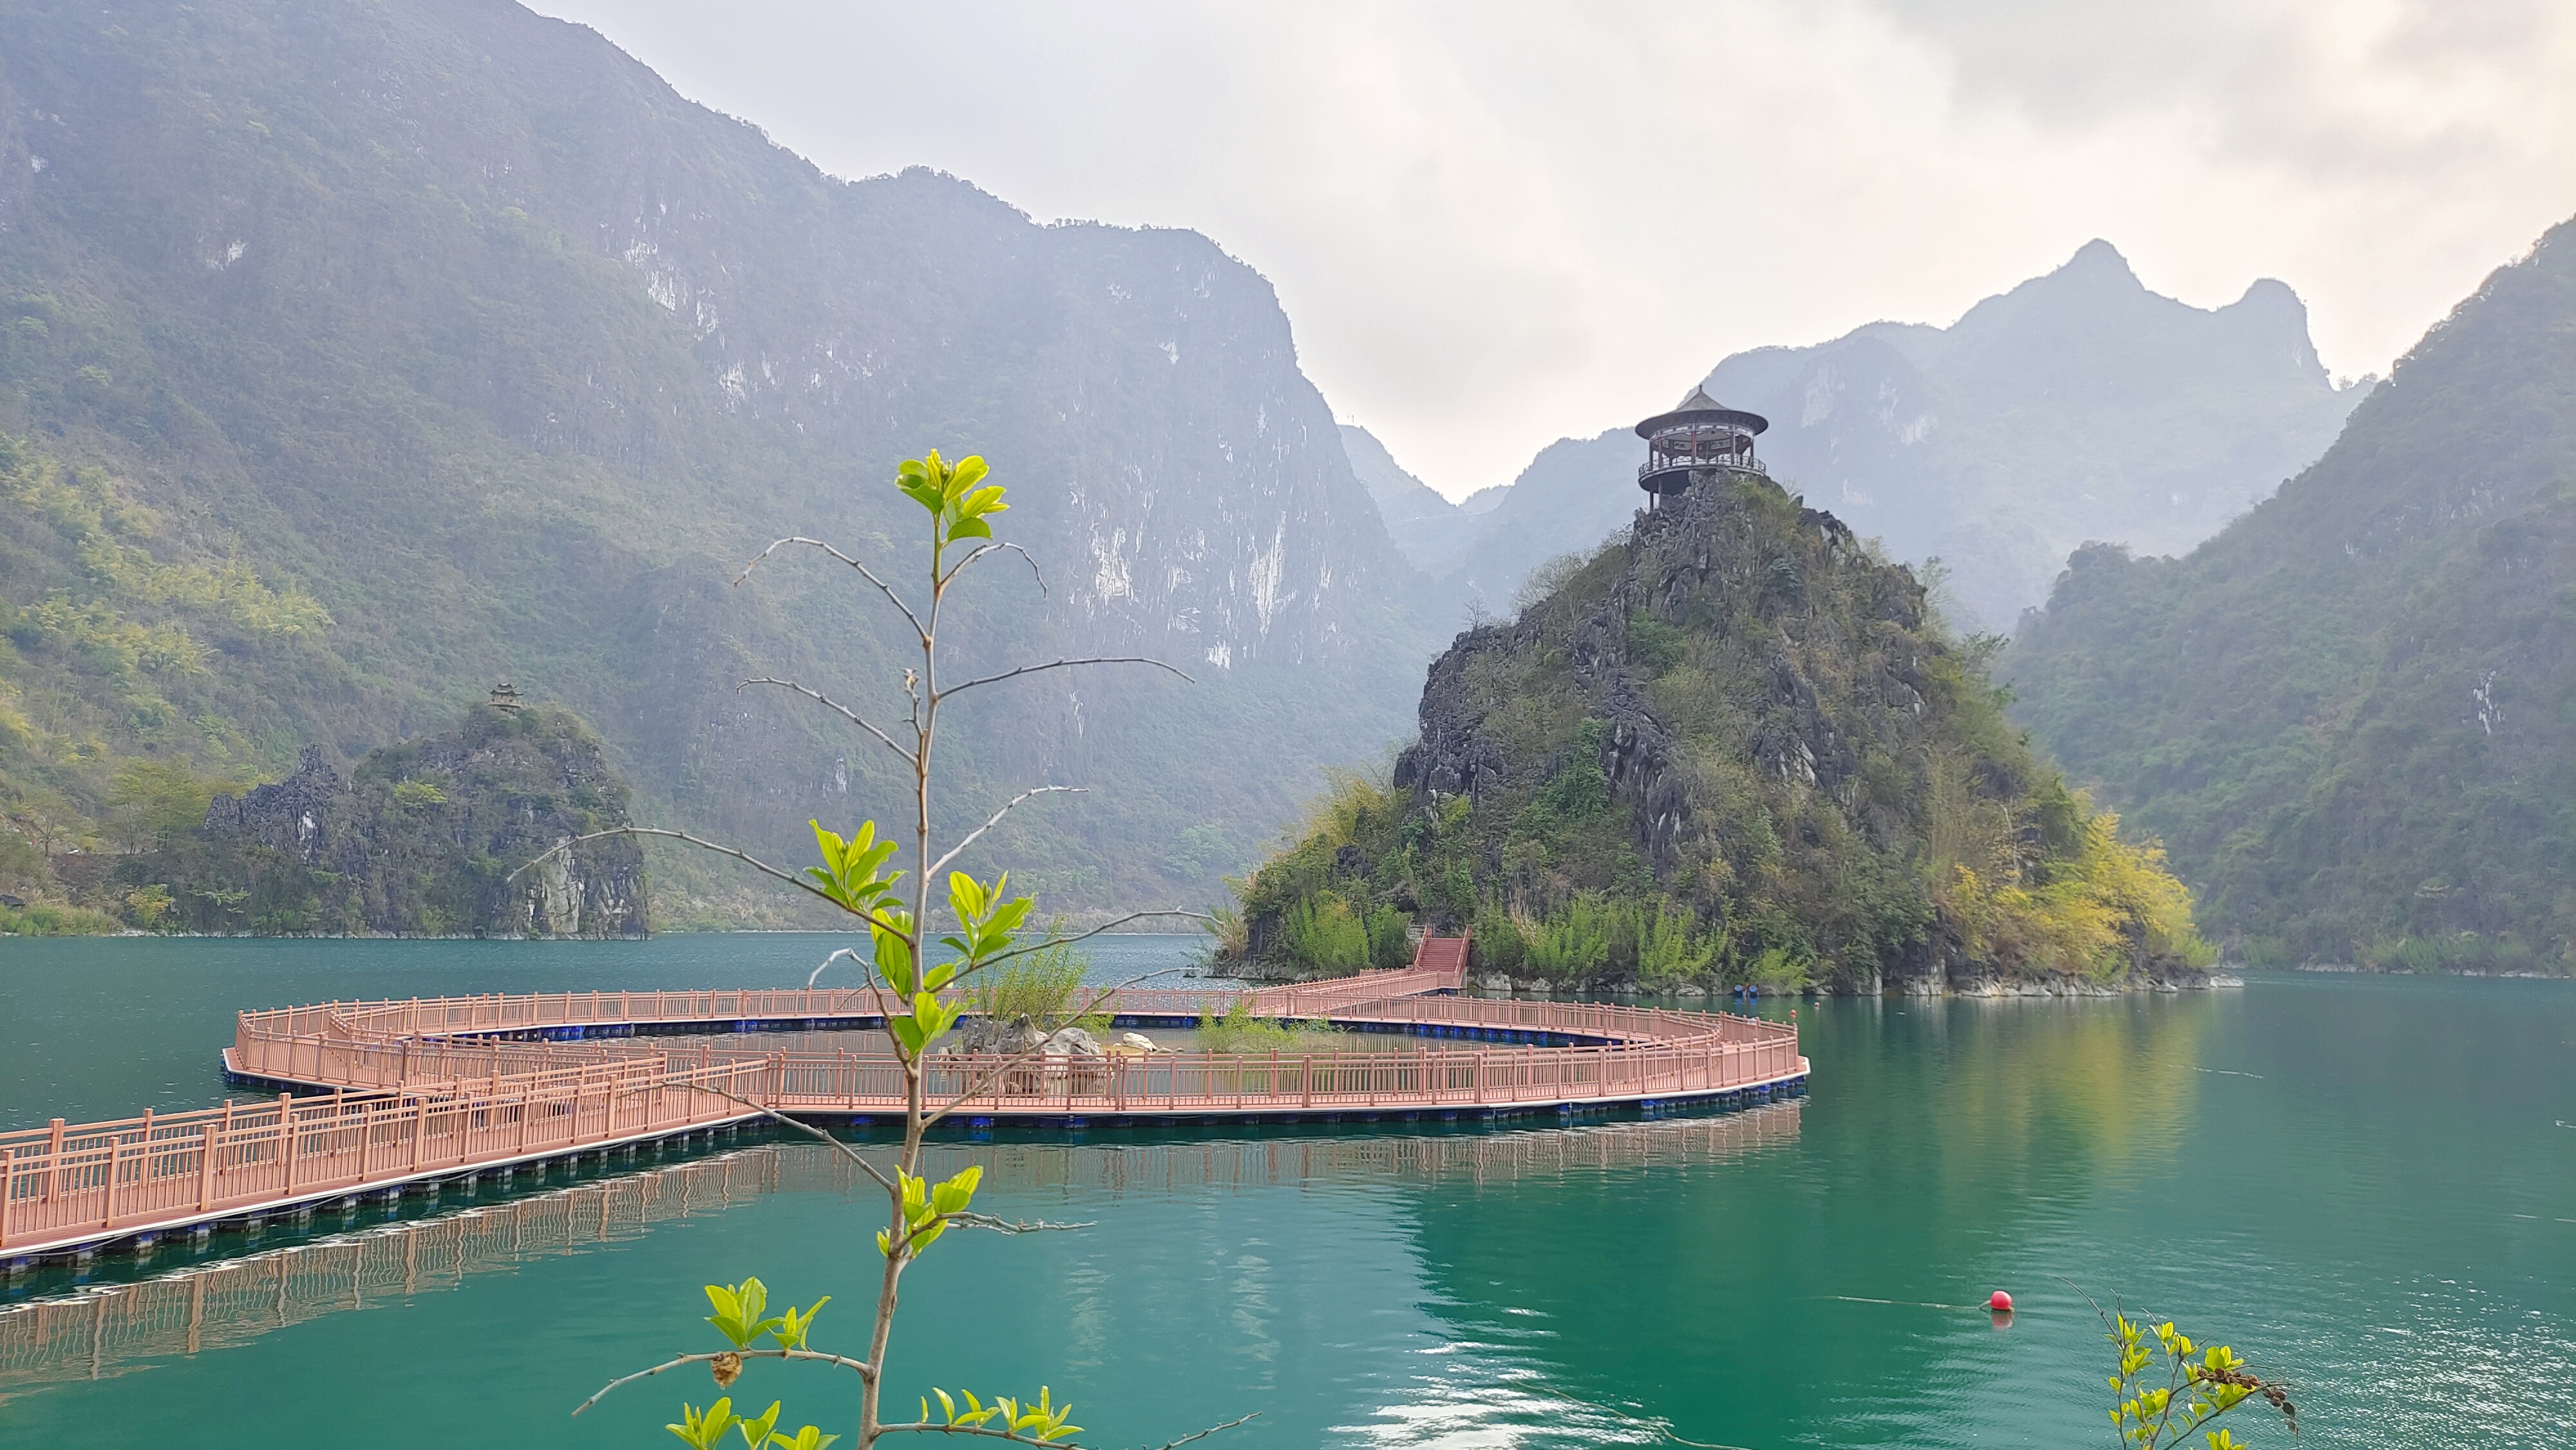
5,0,2550,961
1339,423,1499,579
1396,241,2367,630
0,0,1433,917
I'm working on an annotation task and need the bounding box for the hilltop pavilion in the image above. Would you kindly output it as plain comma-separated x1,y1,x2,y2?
1634,386,1768,505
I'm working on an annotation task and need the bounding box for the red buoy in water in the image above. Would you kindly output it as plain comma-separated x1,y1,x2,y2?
1987,1290,2014,1312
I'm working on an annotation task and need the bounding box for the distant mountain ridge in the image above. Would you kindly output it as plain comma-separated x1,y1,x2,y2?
2003,216,2576,971
1341,424,1481,576
1418,241,2365,628
0,0,1436,919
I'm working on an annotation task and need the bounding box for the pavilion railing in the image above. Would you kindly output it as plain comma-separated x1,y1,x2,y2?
1638,458,1767,482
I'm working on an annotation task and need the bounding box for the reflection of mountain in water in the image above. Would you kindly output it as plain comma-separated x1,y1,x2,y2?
1,1111,1797,1393
1396,995,2226,1449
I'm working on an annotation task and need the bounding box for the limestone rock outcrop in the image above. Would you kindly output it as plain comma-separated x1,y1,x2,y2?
181,704,645,937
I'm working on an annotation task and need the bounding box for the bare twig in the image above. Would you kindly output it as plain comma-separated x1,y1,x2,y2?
936,656,1193,705
736,534,927,642
571,1348,873,1418
949,1211,1094,1234
1120,1413,1260,1450
926,786,1083,880
809,947,866,990
941,540,1048,597
510,828,916,947
612,1076,898,1193
740,677,916,766
971,912,1216,973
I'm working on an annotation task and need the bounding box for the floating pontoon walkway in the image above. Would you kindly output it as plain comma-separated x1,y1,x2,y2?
1,936,1805,1261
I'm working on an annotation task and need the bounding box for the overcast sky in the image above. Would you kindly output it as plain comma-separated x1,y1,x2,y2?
533,1,2576,500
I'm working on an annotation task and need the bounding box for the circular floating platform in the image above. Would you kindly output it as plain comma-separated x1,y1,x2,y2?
5,963,1806,1260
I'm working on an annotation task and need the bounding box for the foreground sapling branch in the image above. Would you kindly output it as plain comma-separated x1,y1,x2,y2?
739,676,918,766
578,447,1233,1450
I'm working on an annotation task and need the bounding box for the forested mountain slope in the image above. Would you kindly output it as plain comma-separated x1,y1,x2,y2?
1233,471,2211,993
0,0,1435,922
1440,243,2364,628
2004,218,2576,970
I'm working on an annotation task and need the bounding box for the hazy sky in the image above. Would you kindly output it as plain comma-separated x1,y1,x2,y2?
534,1,2576,500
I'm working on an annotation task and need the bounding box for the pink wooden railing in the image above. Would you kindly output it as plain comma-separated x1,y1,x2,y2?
5,944,1801,1257
0,1060,766,1257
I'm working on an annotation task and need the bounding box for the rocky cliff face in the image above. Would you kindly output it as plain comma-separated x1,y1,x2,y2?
0,0,1434,918
189,705,645,936
1238,469,2211,992
1396,479,1944,903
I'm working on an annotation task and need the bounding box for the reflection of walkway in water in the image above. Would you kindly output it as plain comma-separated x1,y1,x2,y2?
0,1106,1798,1395
0,1149,811,1397
918,1104,1805,1196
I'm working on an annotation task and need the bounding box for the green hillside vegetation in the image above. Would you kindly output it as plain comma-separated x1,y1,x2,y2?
4,676,648,936
0,0,1428,927
2005,218,2576,972
0,432,310,929
0,437,650,936
1233,474,2211,991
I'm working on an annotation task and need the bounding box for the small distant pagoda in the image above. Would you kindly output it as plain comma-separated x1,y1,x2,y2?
1634,385,1768,504
486,681,525,713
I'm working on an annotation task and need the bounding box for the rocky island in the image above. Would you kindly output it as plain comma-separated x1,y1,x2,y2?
1232,393,2215,995
155,697,648,937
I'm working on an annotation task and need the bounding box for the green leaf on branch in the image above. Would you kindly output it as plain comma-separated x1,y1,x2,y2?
2101,1306,2289,1450
871,909,917,993
705,1281,785,1350
940,870,1034,968
877,1165,983,1259
895,450,1007,549
804,820,902,920
771,1296,829,1350
912,990,955,1039
730,1400,782,1450
887,1012,930,1057
767,1427,838,1450
992,1387,1081,1443
668,1398,738,1450
925,1388,999,1429
931,1164,983,1217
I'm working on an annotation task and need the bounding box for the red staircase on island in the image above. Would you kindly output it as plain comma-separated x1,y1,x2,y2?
1410,932,1470,987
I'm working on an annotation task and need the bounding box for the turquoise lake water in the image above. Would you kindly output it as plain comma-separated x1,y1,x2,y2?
2,937,2571,1447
